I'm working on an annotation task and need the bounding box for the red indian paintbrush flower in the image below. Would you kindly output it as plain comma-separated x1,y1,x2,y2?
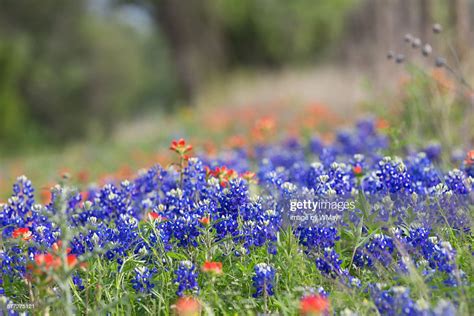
376,118,390,130
52,240,71,254
205,166,238,187
12,227,32,241
299,294,329,316
353,165,363,176
30,253,79,273
28,240,86,275
170,138,193,157
174,297,201,316
241,171,256,182
252,116,276,141
34,253,61,270
201,261,223,275
465,150,474,166
227,135,246,149
198,216,210,226
147,212,167,222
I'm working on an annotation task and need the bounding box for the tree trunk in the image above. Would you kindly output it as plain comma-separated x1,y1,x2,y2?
419,0,432,42
450,0,471,60
153,0,226,102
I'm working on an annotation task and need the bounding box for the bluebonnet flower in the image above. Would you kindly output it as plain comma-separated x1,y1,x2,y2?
252,263,275,297
131,266,156,294
182,158,207,197
168,214,201,248
423,142,442,161
370,285,419,315
315,247,344,278
309,136,324,155
432,300,456,316
174,261,199,297
444,169,470,194
375,157,413,194
405,153,441,193
319,148,337,168
463,150,474,177
297,226,339,251
238,202,280,254
354,234,394,268
0,276,4,295
72,273,85,291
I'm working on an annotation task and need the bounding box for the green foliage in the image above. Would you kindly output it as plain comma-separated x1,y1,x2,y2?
0,38,32,145
365,64,474,160
0,1,178,150
213,0,355,65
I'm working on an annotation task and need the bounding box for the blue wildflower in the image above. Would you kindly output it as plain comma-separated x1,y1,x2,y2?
252,263,275,297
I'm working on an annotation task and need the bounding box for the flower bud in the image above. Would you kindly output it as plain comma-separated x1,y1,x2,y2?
395,54,405,64
422,44,432,57
411,38,421,49
435,57,446,67
432,23,443,34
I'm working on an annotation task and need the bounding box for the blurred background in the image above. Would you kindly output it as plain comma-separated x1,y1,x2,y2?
0,0,473,193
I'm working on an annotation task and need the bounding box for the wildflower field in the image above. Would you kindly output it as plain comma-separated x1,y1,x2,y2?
1,22,474,316
1,107,473,315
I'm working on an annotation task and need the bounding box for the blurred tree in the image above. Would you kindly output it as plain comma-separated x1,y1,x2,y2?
123,0,354,101
0,0,179,149
121,0,227,102
0,39,30,145
419,0,433,42
450,0,471,60
342,0,474,66
213,0,353,65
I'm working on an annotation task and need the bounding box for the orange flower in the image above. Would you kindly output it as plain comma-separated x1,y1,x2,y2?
170,139,193,156
431,69,455,93
30,251,84,276
67,254,78,267
203,141,217,156
300,295,329,316
353,166,363,176
41,187,52,205
252,116,276,142
59,168,71,179
147,212,167,222
198,216,210,226
12,227,32,241
227,135,246,149
80,191,89,202
174,297,201,316
465,150,474,166
201,261,223,275
241,171,256,182
34,253,61,270
376,118,390,130
52,240,73,255
206,166,238,187
77,170,89,183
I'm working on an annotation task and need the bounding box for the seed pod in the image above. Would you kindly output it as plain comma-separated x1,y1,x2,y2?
435,57,446,67
412,38,421,49
387,51,395,60
432,23,443,34
422,44,432,57
395,54,405,64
